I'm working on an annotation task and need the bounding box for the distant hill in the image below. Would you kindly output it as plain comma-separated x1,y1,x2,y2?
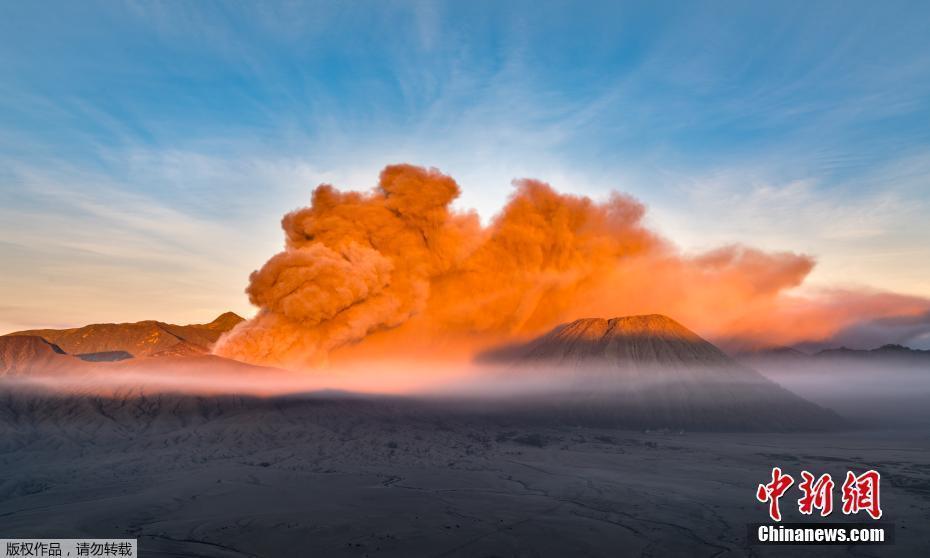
0,335,91,376
739,346,809,360
0,330,295,397
5,312,244,359
479,314,844,431
738,343,930,366
815,344,930,362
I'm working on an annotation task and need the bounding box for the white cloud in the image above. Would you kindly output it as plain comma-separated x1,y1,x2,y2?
644,155,930,298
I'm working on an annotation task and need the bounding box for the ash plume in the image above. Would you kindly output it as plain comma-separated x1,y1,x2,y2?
214,164,930,368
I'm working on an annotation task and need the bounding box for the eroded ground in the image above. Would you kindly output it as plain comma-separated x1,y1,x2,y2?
0,395,928,557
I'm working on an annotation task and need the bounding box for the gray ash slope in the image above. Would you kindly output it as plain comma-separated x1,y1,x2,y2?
479,314,844,431
2,385,927,558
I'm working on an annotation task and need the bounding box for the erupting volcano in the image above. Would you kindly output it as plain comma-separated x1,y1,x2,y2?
213,164,930,369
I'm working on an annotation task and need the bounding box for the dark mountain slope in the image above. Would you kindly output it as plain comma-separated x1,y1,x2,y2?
479,314,844,431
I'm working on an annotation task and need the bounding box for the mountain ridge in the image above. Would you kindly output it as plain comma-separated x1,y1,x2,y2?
739,343,930,364
0,335,90,376
5,312,244,359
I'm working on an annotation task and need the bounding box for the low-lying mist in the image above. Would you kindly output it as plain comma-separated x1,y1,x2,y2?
6,343,927,430
750,357,930,427
2,358,795,399
2,359,849,432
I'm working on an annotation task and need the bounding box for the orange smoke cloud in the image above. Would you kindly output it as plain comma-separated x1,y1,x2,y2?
214,164,930,367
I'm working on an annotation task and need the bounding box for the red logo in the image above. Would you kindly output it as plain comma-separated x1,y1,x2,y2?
841,470,882,519
798,471,834,517
757,468,881,521
756,467,795,521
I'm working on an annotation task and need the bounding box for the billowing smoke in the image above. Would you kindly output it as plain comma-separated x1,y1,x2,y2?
214,164,930,368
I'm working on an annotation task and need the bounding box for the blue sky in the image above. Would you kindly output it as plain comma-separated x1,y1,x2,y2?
2,1,929,331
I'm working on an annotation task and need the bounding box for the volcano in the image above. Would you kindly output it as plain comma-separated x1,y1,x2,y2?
479,314,844,431
484,315,734,366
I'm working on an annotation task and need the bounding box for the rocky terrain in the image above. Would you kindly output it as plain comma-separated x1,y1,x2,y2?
0,335,103,378
6,312,244,359
0,389,927,557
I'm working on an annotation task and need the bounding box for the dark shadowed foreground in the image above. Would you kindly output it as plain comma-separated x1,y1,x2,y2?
1,389,928,558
